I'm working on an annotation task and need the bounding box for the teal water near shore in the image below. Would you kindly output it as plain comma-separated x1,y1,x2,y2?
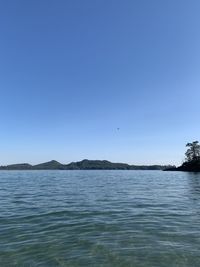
0,170,200,267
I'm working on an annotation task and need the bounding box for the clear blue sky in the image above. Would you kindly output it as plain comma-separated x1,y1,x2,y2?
0,0,200,165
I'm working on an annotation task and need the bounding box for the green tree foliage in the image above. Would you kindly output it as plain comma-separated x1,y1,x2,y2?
185,141,200,162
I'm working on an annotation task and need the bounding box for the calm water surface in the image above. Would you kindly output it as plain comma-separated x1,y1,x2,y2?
0,170,200,267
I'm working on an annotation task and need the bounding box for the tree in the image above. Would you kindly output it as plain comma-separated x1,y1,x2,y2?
185,141,200,162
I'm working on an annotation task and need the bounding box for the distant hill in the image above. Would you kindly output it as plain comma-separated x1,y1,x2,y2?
0,163,33,170
0,159,174,170
66,159,130,170
33,160,65,170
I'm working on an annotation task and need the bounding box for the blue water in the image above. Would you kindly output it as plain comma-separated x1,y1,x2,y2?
0,170,200,267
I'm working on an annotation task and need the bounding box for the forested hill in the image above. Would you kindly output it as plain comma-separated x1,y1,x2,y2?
164,141,200,172
164,160,200,172
0,159,174,170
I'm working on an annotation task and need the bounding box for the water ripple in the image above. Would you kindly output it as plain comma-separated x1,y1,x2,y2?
0,170,200,266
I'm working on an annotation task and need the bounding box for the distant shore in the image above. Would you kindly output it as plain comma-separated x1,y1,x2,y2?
0,159,174,171
164,160,200,172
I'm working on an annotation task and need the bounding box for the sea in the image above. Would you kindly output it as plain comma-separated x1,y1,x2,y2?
0,170,200,267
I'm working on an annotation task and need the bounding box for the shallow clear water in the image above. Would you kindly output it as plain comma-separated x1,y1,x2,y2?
0,170,200,267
